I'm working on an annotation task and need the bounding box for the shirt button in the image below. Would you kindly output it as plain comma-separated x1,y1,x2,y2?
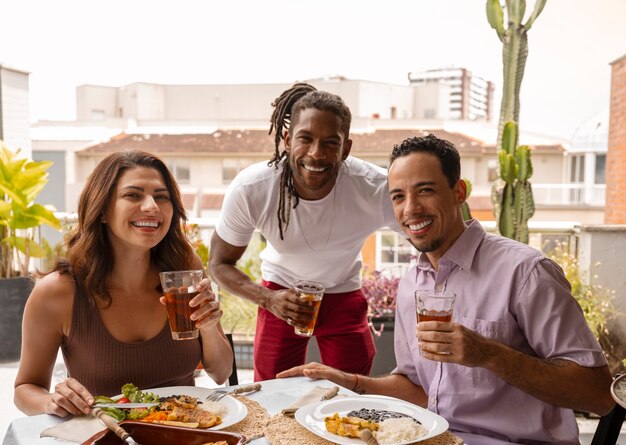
428,397,436,405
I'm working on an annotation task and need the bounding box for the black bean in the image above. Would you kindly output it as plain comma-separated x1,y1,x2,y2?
346,409,421,424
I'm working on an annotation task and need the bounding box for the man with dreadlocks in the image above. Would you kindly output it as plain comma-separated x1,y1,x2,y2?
210,83,401,381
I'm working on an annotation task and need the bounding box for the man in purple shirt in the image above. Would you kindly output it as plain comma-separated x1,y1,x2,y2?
279,134,615,444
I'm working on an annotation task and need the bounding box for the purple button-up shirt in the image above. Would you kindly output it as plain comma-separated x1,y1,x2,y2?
394,220,606,445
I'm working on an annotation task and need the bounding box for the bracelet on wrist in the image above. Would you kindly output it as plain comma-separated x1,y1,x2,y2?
351,373,365,395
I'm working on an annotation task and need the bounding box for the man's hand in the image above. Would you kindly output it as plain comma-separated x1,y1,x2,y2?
416,321,614,414
265,288,317,329
416,321,491,367
277,362,357,389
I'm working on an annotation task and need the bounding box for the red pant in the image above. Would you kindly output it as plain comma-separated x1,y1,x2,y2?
253,280,376,381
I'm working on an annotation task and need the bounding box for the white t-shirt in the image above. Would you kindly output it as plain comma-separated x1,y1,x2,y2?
215,156,402,293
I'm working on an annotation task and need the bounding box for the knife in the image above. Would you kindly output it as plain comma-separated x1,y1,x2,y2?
93,402,160,409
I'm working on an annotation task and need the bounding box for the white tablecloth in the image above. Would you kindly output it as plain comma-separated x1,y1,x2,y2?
2,376,354,445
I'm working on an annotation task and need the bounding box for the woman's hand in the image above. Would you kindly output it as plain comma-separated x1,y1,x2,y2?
45,377,94,417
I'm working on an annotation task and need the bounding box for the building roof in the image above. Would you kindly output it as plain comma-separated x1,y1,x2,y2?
78,128,563,157
78,130,276,155
77,128,495,156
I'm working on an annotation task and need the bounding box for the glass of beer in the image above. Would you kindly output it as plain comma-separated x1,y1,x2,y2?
293,280,325,337
160,270,204,340
415,289,456,323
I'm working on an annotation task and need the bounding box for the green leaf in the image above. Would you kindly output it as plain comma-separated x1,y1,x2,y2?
508,0,526,25
525,0,547,29
486,0,505,40
516,145,533,180
0,182,27,208
4,235,47,258
23,204,61,230
502,121,518,155
499,183,515,239
499,151,517,183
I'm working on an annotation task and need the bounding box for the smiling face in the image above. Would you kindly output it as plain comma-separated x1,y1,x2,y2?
388,152,466,265
102,166,173,253
284,108,352,200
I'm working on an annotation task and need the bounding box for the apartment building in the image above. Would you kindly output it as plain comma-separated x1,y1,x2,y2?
0,64,30,152
408,67,495,122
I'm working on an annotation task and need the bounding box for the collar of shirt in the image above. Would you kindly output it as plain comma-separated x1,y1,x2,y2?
415,219,486,274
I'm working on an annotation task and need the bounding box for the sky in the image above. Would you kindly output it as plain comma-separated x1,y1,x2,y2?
1,0,625,140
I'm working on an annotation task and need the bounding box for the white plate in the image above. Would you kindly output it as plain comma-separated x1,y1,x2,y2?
122,386,247,430
295,395,449,445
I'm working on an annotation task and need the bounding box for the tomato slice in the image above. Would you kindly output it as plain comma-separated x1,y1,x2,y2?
116,397,131,404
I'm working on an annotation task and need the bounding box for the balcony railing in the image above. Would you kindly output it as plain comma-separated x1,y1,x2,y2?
532,183,605,207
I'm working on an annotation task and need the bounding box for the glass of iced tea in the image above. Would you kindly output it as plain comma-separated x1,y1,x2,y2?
160,269,204,340
415,289,456,323
293,280,325,337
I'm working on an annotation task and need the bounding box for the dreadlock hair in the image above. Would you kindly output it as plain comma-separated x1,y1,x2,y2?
268,82,352,239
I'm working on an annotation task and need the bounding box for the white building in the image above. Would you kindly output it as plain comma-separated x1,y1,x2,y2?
0,64,30,154
32,76,609,227
408,67,495,122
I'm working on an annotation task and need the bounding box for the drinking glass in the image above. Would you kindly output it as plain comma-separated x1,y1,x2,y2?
160,270,204,340
415,289,456,323
293,281,325,337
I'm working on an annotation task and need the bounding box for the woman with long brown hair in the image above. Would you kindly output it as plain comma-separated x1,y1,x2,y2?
14,150,232,417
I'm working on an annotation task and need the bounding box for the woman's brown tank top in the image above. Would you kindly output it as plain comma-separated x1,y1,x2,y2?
61,281,202,396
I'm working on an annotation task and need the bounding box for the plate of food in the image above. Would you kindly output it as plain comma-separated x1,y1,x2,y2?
294,395,448,445
95,384,247,430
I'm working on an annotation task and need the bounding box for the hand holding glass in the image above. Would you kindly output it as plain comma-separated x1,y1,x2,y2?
293,281,325,337
160,270,204,340
415,289,456,323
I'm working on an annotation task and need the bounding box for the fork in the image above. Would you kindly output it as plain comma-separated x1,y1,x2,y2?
206,383,262,402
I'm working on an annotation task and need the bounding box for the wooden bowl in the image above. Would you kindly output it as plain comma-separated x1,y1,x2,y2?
81,421,246,445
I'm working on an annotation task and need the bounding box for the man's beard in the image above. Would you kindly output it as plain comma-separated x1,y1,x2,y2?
409,237,443,253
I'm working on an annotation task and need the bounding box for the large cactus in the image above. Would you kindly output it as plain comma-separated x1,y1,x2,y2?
486,0,545,242
497,122,535,243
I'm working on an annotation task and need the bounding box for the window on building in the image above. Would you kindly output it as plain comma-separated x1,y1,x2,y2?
595,154,606,184
569,155,585,183
377,230,416,271
223,159,255,184
390,107,397,119
167,160,191,184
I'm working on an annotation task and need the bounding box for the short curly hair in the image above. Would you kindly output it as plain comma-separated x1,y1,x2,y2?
389,134,460,188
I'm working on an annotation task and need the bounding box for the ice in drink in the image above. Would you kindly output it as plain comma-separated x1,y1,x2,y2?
294,293,323,337
293,280,325,337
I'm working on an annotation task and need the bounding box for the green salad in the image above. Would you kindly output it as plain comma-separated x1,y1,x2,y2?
94,383,160,421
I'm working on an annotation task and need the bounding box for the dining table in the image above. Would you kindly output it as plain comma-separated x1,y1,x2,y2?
2,377,355,445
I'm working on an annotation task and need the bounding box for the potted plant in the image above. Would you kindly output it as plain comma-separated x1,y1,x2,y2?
362,268,401,335
0,142,61,362
547,242,626,377
361,268,401,376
